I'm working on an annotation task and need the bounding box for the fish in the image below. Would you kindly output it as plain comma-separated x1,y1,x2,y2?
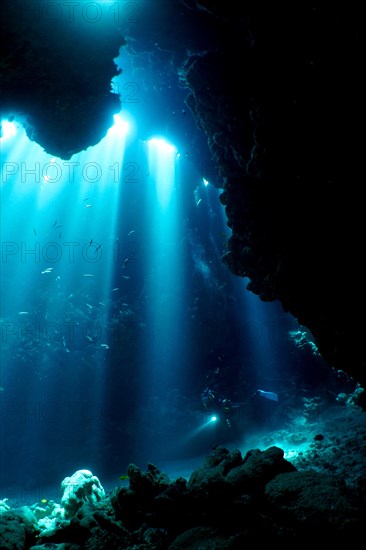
85,204,92,208
96,244,101,252
52,220,57,227
55,224,63,229
90,239,93,245
0,386,4,392
119,475,129,481
83,274,95,277
128,230,135,236
101,344,109,349
41,499,48,504
18,311,29,315
112,288,119,292
121,275,130,280
194,186,202,207
41,267,53,274
33,228,37,236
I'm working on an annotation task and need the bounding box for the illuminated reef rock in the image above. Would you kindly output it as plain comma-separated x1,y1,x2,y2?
1,444,365,548
60,469,106,518
1,1,124,159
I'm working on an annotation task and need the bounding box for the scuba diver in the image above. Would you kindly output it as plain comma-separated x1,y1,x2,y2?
201,386,279,429
200,387,217,411
201,387,236,428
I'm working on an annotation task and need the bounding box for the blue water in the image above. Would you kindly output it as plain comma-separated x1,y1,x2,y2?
0,9,324,506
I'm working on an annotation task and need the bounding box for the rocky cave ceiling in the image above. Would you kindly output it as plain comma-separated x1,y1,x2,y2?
1,0,365,400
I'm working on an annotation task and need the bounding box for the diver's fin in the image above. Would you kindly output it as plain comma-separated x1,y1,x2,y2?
257,390,278,402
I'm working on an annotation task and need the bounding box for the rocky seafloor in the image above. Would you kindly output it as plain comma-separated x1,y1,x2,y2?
1,397,365,549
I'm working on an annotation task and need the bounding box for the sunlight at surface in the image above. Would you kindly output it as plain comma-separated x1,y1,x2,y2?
0,120,17,140
148,137,177,153
109,114,129,136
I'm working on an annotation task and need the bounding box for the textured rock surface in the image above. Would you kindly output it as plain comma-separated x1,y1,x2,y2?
2,432,366,548
180,3,366,392
1,1,124,158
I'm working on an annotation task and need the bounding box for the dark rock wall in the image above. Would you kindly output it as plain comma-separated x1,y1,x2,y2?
181,2,366,390
1,1,124,158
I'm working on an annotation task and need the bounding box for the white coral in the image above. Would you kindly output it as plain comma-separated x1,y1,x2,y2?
60,469,105,517
0,498,11,514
